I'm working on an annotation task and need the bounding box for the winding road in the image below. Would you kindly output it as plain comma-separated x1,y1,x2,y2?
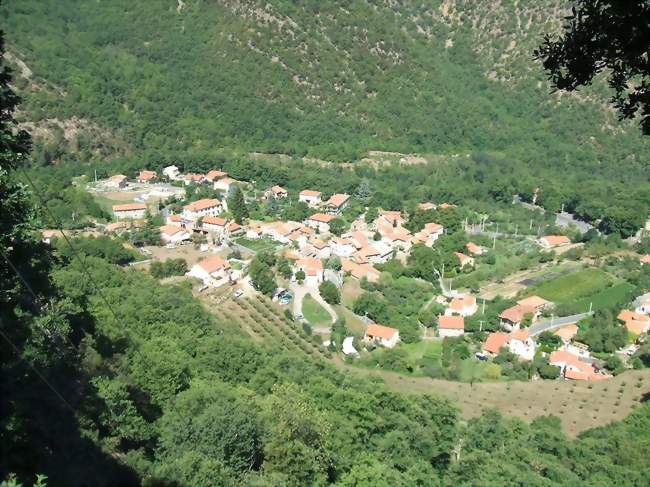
528,312,593,336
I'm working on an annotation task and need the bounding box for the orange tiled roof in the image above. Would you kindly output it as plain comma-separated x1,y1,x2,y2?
438,315,464,330
113,203,146,212
541,235,571,246
300,189,322,197
202,216,228,226
198,255,230,273
365,323,398,340
327,193,350,207
309,213,336,223
184,198,221,212
483,332,511,354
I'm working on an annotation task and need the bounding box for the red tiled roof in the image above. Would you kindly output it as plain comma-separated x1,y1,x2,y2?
159,225,184,235
438,315,464,330
554,324,578,342
198,255,230,273
205,170,228,181
327,193,350,207
113,203,146,212
202,216,227,226
541,235,571,246
483,332,511,354
296,257,323,276
138,170,156,181
510,329,530,341
271,185,287,194
517,295,550,310
184,198,221,212
465,242,482,255
366,324,398,340
309,213,335,223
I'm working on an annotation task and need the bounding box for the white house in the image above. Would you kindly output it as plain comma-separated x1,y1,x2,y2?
159,225,191,244
162,165,180,180
214,177,239,194
105,174,128,189
445,294,478,317
330,236,357,258
364,324,400,348
305,213,336,233
341,258,381,283
181,198,222,221
299,189,323,207
187,255,232,288
201,216,229,235
507,329,536,361
549,350,603,381
412,222,444,247
326,193,350,215
295,257,324,285
112,203,147,220
438,315,465,337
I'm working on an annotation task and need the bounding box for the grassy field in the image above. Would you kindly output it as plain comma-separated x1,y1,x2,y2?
345,365,650,437
341,278,363,307
528,267,617,304
574,281,637,311
302,294,331,325
335,305,366,336
234,237,278,253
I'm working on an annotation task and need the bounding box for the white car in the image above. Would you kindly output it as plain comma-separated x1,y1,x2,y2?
233,289,244,299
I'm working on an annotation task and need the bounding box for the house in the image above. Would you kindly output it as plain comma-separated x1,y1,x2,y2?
483,332,511,355
455,252,474,268
184,173,206,185
618,310,650,335
105,174,128,189
112,203,147,220
187,255,232,288
205,170,228,182
326,193,350,215
353,243,392,265
295,257,324,284
641,254,650,265
167,214,184,226
438,315,465,337
446,294,478,317
213,177,239,194
341,258,381,283
517,295,551,316
201,216,229,234
330,237,357,258
376,210,405,227
549,350,606,381
508,329,536,361
162,165,180,180
299,189,323,207
378,224,413,252
306,213,336,233
267,185,288,199
499,304,535,330
539,235,571,249
181,199,222,221
412,222,444,247
364,324,400,348
159,225,190,244
227,222,243,236
466,242,485,255
304,237,331,259
418,202,437,211
554,324,579,344
260,221,302,244
137,170,157,184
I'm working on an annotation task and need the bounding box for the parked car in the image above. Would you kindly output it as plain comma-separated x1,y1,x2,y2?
233,289,244,299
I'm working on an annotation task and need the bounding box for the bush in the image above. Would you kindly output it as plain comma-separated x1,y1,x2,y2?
319,280,340,305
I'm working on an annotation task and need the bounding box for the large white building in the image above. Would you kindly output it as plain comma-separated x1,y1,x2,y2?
305,213,335,233
112,203,147,220
299,189,323,207
181,198,222,221
187,255,232,288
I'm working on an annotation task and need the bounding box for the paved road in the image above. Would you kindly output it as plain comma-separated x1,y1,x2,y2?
556,212,593,234
528,312,593,336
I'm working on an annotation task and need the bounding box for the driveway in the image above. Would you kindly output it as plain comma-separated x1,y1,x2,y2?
290,280,338,332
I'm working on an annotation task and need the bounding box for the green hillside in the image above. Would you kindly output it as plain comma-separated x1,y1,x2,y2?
3,0,650,233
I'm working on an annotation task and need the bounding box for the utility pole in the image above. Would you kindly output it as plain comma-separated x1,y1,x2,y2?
482,299,486,315
529,218,533,230
514,225,518,238
493,222,498,249
94,169,98,183
589,302,592,313
479,320,483,332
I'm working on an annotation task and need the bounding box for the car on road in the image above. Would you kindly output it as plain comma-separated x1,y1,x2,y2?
233,289,244,299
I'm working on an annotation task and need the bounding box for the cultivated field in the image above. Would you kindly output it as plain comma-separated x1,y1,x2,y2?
347,366,650,437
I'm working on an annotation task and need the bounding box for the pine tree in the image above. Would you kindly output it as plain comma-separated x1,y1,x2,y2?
227,186,249,224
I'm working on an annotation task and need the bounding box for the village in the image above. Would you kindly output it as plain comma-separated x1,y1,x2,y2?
52,165,650,386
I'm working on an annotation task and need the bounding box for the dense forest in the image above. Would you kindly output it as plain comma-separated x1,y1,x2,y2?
2,0,650,234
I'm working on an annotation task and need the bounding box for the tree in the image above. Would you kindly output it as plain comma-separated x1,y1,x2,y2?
537,331,562,352
329,218,345,236
365,207,378,224
249,257,277,296
227,186,249,224
318,280,340,305
537,1,650,134
295,270,305,283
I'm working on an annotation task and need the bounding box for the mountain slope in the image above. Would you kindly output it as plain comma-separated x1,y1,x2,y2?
4,0,649,172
